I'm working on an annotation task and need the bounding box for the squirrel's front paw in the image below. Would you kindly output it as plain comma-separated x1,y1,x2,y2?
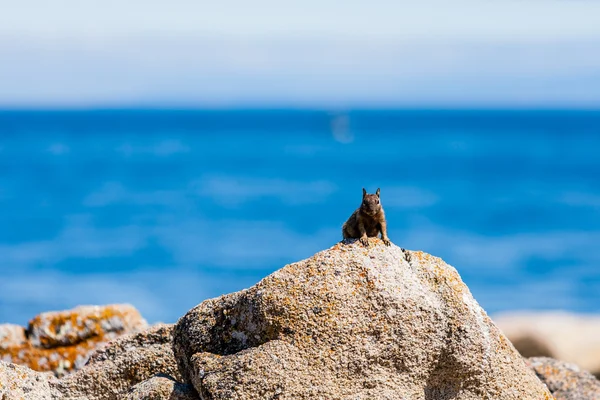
382,238,391,246
359,236,369,247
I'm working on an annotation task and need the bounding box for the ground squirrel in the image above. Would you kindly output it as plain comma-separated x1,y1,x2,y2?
342,188,391,246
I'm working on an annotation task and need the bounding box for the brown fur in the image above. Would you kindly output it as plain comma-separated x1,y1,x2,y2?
342,188,391,246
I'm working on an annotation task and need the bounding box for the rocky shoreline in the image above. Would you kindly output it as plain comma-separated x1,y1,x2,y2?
1,239,599,399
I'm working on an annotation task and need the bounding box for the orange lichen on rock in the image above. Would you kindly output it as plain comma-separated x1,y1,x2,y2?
0,304,147,376
1,333,109,376
28,304,147,348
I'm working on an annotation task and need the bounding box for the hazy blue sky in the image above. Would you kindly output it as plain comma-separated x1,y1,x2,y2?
1,1,600,108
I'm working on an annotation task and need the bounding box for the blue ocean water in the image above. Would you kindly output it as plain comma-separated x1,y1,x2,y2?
1,110,599,325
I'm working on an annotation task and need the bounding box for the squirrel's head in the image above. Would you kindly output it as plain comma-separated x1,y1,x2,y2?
361,188,382,215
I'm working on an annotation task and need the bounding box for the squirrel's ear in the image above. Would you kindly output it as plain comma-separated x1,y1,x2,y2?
362,188,367,198
376,188,380,197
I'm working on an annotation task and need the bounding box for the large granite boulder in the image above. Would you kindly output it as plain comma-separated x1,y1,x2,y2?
495,312,600,378
174,239,553,399
527,357,600,400
0,304,147,376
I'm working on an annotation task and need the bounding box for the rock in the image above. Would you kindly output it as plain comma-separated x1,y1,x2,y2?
495,312,600,378
174,239,553,399
55,324,181,400
509,335,554,358
526,357,600,400
0,325,26,349
0,304,148,377
28,304,147,348
0,361,60,400
1,323,184,400
125,375,200,400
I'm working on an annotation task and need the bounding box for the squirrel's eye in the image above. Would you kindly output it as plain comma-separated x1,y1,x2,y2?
376,200,380,204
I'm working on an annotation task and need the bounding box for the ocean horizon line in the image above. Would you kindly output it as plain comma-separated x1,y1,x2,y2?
2,107,600,114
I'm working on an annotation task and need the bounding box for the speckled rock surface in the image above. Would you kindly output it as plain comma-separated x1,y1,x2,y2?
0,325,26,349
125,375,199,400
28,304,147,348
496,312,600,378
55,324,181,400
527,357,600,400
175,239,553,400
0,360,60,400
0,304,148,377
